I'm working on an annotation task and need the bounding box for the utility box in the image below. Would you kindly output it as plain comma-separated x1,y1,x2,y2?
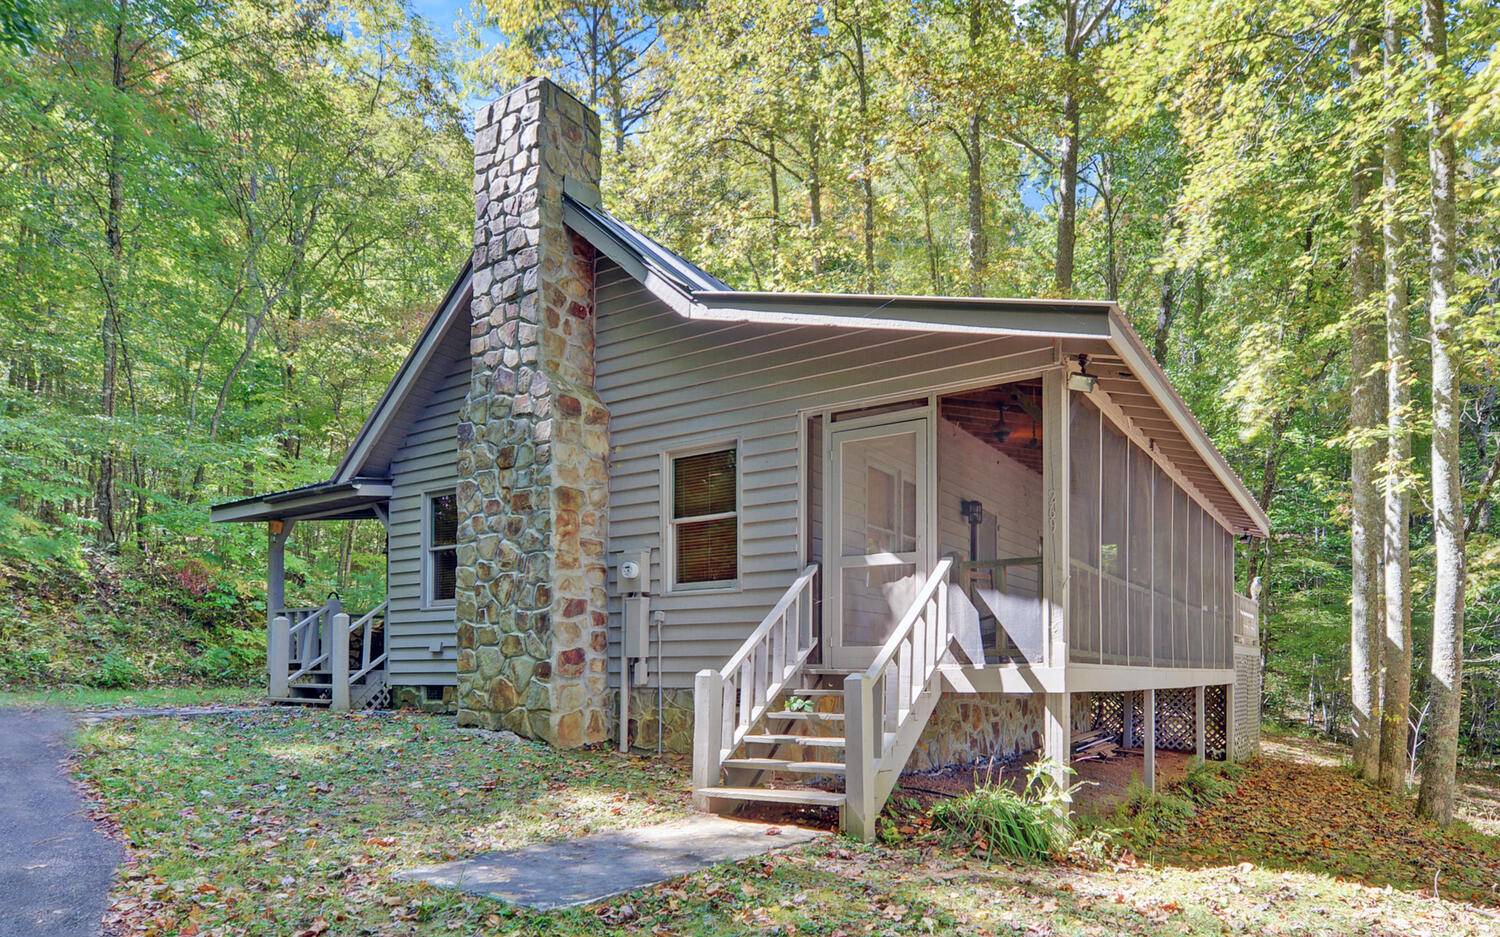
616,549,652,595
622,596,651,659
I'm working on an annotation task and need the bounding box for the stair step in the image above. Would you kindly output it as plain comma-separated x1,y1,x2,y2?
767,710,843,722
696,786,846,807
723,757,846,775
784,688,843,698
742,734,845,749
269,696,332,707
802,666,857,676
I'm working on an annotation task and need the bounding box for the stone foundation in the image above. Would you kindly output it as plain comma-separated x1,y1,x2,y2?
612,687,694,754
906,693,1045,770
390,685,457,714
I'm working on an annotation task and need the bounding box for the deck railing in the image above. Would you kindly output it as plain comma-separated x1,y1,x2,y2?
692,564,819,807
1233,593,1260,647
269,596,387,710
844,558,953,839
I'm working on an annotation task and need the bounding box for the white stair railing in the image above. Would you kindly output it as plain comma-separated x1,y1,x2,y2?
693,563,819,808
844,558,954,839
348,600,389,682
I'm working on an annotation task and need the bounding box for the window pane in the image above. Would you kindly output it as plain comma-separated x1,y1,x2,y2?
432,547,457,601
901,480,918,553
867,466,895,548
676,516,738,584
673,449,736,519
430,491,457,547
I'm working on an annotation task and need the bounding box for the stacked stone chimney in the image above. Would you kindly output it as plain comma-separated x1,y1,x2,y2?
454,77,610,747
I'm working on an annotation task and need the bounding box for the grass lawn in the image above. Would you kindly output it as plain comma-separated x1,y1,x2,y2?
0,684,263,710
75,713,1500,936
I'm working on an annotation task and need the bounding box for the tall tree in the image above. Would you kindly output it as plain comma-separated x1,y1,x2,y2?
1052,0,1117,295
1377,0,1413,793
1347,12,1385,782
1415,0,1465,825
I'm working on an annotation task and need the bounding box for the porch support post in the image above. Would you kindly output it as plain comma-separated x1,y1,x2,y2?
330,612,350,712
1225,679,1239,762
1123,691,1136,749
1195,685,1207,761
1041,366,1071,669
692,669,724,812
267,520,292,698
1143,687,1157,793
268,616,290,700
843,673,877,841
1043,691,1071,796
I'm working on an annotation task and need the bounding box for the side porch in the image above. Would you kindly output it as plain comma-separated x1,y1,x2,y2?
689,360,1267,839
210,478,394,710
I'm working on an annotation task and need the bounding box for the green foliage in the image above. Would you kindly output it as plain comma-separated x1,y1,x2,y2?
0,552,264,689
784,695,814,712
931,759,1081,862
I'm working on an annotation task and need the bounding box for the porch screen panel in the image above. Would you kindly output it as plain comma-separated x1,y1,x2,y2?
1100,422,1129,664
1069,396,1101,664
1127,443,1153,666
1188,500,1203,668
1222,526,1235,666
1151,463,1173,666
1173,485,1190,666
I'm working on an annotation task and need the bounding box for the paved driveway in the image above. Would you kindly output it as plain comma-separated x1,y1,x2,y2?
0,710,119,937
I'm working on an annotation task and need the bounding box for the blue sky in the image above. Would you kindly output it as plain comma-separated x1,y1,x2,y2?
410,0,471,44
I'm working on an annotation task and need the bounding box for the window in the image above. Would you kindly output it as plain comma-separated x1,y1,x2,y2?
669,447,738,589
426,490,457,606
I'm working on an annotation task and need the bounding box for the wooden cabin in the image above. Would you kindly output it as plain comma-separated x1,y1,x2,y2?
213,77,1266,838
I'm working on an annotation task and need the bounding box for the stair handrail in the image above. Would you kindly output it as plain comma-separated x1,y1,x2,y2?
348,599,389,682
285,605,330,680
692,563,819,808
844,558,954,838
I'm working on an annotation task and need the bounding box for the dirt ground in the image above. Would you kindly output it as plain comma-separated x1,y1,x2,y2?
737,746,1196,829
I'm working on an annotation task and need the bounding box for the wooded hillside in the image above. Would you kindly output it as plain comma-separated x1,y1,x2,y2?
1,0,1497,809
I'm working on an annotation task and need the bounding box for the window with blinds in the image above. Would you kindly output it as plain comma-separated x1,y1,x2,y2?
669,447,738,589
425,490,457,606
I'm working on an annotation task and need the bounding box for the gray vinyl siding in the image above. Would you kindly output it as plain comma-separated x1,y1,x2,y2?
594,257,1057,689
385,325,470,686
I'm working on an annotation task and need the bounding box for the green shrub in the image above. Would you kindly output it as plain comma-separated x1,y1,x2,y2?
1114,778,1197,846
92,651,143,689
1177,759,1239,807
931,759,1080,862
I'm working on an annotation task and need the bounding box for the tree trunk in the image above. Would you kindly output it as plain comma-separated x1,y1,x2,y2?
1153,268,1176,364
807,121,824,275
1347,20,1385,782
96,1,128,546
1416,0,1465,826
1378,0,1413,794
965,0,986,296
1054,83,1079,295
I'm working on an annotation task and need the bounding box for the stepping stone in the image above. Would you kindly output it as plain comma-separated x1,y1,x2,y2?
396,816,825,910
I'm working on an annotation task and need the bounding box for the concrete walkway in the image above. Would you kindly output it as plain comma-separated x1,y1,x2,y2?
399,815,826,910
0,710,120,937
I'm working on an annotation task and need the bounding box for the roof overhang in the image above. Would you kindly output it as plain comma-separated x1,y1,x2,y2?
210,478,393,524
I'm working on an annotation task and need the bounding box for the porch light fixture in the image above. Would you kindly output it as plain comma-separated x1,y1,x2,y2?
1069,353,1098,393
991,401,1013,445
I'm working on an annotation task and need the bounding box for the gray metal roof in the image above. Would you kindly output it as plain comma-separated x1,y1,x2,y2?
562,195,730,293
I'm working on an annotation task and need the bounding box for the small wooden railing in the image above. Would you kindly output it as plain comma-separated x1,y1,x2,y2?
348,600,389,682
844,558,953,839
270,596,387,710
692,564,819,807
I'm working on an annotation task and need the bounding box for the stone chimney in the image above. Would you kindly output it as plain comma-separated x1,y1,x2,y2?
454,77,610,748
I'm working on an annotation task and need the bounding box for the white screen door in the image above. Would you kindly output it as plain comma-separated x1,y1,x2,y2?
825,416,931,669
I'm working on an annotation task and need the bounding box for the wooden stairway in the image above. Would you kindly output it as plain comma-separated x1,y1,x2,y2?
696,666,855,810
692,560,958,840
